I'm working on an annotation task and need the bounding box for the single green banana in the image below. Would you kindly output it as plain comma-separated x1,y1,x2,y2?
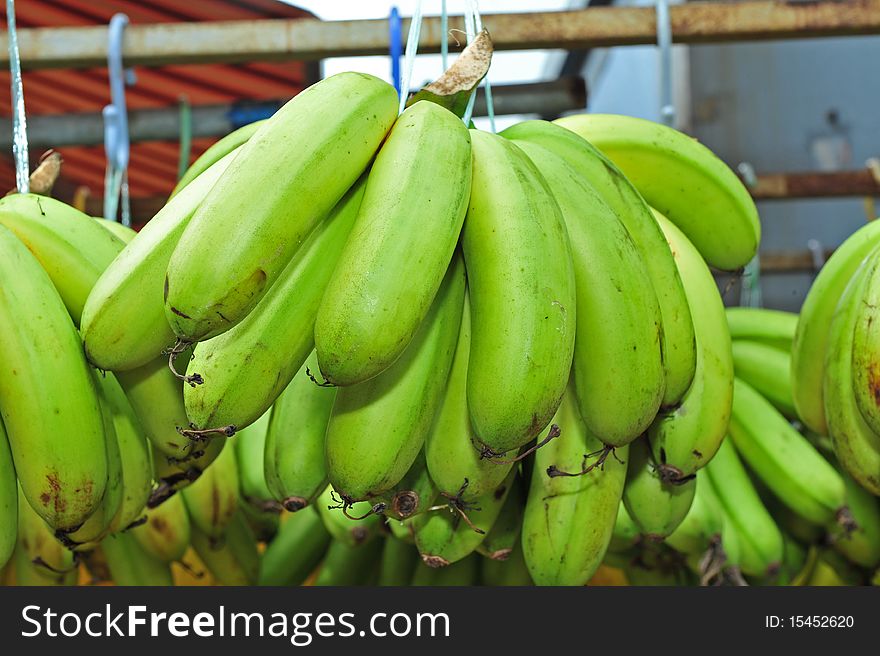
101,531,173,586
165,73,398,343
648,211,734,481
704,439,784,578
98,374,153,534
15,493,77,586
503,119,695,408
608,503,640,555
258,507,331,586
185,179,365,430
829,465,880,569
852,252,880,435
475,476,524,560
731,340,797,418
824,247,880,495
729,377,846,526
130,492,191,563
480,545,533,586
623,436,696,540
793,219,880,434
314,537,384,586
189,510,260,586
326,253,464,502
0,225,107,531
414,467,517,568
425,296,514,503
81,149,238,372
378,535,419,586
462,130,576,456
726,307,798,352
521,386,628,585
233,409,277,510
666,475,724,558
411,553,479,586
0,419,16,568
316,101,471,386
554,113,760,271
171,120,265,197
514,139,664,447
264,352,334,511
181,437,239,541
374,449,438,522
0,193,125,325
93,217,137,244
316,485,383,547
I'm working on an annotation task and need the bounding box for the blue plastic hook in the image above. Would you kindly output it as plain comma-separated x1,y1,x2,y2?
389,7,402,96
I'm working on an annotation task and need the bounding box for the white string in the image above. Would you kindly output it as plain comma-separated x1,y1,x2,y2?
460,0,494,131
470,2,495,133
440,0,448,72
398,0,425,115
6,0,29,193
460,2,478,126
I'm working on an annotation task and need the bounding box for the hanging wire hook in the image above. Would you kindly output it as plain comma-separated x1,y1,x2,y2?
656,0,675,127
389,6,402,96
5,0,29,193
440,0,449,71
397,0,425,115
104,13,134,226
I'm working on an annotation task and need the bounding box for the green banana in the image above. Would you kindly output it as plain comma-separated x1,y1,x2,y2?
608,503,640,554
414,467,516,568
852,252,880,435
648,211,734,481
130,492,191,563
98,374,153,534
314,537,384,586
101,531,173,586
726,307,798,352
185,179,365,430
171,120,265,197
411,553,479,586
81,149,238,372
238,493,280,543
0,193,125,326
264,352,334,511
824,246,880,495
388,517,416,544
829,463,880,569
326,253,464,502
502,119,695,408
15,493,77,586
378,535,419,586
233,410,277,510
476,476,523,560
0,419,16,568
258,507,331,586
316,485,383,547
189,510,259,586
623,436,696,539
514,139,664,447
0,225,107,531
480,545,533,586
316,101,471,386
424,296,514,503
375,450,438,522
729,377,846,526
809,548,866,586
704,438,784,578
521,387,628,585
731,340,797,418
793,219,880,434
666,475,724,558
165,73,398,343
462,130,576,456
181,437,239,541
554,113,760,271
93,217,137,244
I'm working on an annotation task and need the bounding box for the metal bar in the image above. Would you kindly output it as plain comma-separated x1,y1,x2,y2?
747,170,880,199
0,78,586,148
2,1,880,70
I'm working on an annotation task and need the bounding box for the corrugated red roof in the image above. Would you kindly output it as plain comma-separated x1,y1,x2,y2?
0,0,316,213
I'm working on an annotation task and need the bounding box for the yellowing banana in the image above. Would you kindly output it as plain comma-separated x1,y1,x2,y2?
15,492,77,586
554,113,760,271
0,225,107,531
463,130,576,456
316,101,472,386
81,149,239,372
181,437,239,542
326,253,464,503
165,72,398,342
184,178,365,430
793,219,880,434
131,491,191,564
100,531,173,586
189,510,259,586
514,138,664,447
502,119,695,407
648,211,733,481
